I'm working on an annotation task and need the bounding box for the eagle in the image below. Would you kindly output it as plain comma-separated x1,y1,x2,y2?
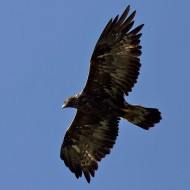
60,5,161,183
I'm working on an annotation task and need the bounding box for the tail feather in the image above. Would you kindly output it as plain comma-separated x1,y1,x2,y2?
122,104,162,130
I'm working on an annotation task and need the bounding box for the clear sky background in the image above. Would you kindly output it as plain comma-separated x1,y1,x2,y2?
1,0,190,189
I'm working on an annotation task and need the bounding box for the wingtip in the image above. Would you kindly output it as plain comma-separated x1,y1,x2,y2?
84,171,91,183
126,5,130,12
131,10,136,17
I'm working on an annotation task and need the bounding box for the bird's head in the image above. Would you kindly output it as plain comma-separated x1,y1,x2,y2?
62,95,79,109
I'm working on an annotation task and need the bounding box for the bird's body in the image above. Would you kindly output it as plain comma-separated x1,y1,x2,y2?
63,93,123,114
60,5,162,183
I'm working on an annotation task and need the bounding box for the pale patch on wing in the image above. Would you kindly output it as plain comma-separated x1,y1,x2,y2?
72,145,81,153
97,53,110,58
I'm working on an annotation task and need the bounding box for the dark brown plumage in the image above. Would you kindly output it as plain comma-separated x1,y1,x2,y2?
60,5,162,183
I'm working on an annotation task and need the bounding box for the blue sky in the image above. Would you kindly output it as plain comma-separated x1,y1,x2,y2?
1,0,190,189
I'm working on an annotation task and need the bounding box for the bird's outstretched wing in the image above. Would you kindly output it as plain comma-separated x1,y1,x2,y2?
60,111,119,183
82,5,143,99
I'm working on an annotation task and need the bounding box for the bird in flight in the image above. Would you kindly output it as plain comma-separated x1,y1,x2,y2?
60,5,161,183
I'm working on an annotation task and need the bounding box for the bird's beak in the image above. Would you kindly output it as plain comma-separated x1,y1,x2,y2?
62,103,66,109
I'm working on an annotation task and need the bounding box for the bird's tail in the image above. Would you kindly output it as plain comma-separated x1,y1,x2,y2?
121,103,162,130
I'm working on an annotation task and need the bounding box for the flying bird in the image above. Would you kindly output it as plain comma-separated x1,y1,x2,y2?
60,5,161,183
